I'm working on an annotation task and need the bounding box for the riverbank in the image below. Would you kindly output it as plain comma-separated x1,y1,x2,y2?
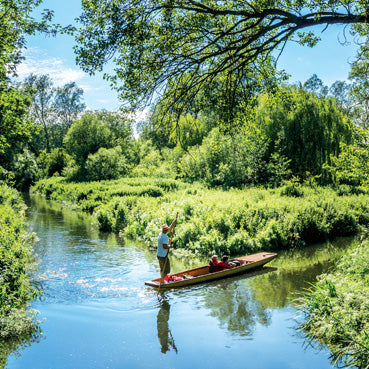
299,236,369,368
32,177,369,257
6,193,355,369
0,184,39,367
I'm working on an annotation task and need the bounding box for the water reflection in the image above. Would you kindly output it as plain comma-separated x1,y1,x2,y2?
157,296,178,354
8,193,357,369
202,267,277,337
0,329,42,368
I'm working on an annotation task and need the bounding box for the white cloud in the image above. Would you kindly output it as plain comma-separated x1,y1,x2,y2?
79,84,101,92
15,47,86,86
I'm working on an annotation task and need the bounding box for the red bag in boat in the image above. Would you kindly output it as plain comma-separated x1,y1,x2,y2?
164,274,183,282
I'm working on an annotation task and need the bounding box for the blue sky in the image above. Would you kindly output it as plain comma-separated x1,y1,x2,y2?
17,0,360,111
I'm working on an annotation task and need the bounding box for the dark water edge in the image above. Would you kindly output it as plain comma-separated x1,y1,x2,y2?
2,194,358,369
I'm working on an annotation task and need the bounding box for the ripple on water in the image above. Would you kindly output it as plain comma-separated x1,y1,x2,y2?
35,267,161,312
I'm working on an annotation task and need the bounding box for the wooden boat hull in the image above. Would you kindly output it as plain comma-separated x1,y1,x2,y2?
145,252,277,290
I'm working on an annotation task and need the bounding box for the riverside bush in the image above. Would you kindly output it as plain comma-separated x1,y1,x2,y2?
299,239,369,368
0,184,39,338
85,146,130,181
32,177,369,257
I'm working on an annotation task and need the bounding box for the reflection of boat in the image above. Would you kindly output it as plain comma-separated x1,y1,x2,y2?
145,252,277,289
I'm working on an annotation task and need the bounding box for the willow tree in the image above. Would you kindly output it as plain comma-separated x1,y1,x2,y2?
251,86,354,178
75,0,369,120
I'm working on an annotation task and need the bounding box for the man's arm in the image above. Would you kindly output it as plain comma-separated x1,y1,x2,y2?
167,218,177,233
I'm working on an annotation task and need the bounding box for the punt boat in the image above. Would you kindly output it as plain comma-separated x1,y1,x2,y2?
145,252,277,289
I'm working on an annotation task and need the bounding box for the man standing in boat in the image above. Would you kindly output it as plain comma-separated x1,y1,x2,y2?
157,217,177,282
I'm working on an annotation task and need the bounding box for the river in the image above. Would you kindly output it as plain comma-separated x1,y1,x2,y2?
4,194,357,369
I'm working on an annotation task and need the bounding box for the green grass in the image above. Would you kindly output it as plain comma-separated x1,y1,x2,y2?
32,177,369,257
298,237,369,368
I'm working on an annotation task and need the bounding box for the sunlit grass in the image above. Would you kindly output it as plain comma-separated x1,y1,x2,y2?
32,177,369,258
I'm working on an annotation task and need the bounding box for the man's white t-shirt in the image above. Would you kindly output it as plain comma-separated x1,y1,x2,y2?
157,232,169,257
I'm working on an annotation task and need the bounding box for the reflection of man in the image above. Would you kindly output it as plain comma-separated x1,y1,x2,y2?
157,299,178,354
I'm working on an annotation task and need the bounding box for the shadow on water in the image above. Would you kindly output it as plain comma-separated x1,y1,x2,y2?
156,296,178,354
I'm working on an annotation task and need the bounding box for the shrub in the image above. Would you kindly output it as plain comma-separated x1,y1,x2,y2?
32,177,369,258
178,127,270,187
280,178,304,197
113,202,129,233
0,184,39,338
299,239,369,368
36,148,72,178
95,206,114,232
86,146,130,181
12,149,38,191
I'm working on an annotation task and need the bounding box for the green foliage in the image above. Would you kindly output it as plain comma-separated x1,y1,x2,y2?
130,140,171,178
349,45,369,128
325,140,369,186
86,146,130,181
23,74,86,153
32,177,369,257
31,176,181,218
12,148,38,191
95,206,114,232
250,86,354,179
178,128,272,187
280,177,304,197
64,112,115,166
0,184,39,338
0,85,34,156
36,148,72,178
63,112,135,180
75,0,367,128
173,85,354,188
299,239,369,368
303,74,328,97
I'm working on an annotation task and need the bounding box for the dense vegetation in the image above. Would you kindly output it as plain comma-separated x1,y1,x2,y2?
299,237,369,368
0,184,39,339
32,176,369,258
2,0,369,365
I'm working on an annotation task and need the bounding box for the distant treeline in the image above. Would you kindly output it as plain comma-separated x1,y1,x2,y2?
3,81,368,193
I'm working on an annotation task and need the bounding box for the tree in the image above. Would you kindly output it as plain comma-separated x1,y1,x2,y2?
75,0,369,117
0,0,63,173
63,111,135,180
329,80,354,114
250,86,354,178
0,0,73,82
64,113,115,167
349,45,369,128
0,86,33,156
303,74,328,98
54,82,86,144
23,74,54,152
324,128,369,185
0,1,74,186
23,74,86,152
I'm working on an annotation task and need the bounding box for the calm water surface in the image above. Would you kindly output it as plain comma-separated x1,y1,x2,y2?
5,195,357,369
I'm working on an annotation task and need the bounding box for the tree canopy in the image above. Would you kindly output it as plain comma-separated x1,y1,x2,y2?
75,0,369,115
